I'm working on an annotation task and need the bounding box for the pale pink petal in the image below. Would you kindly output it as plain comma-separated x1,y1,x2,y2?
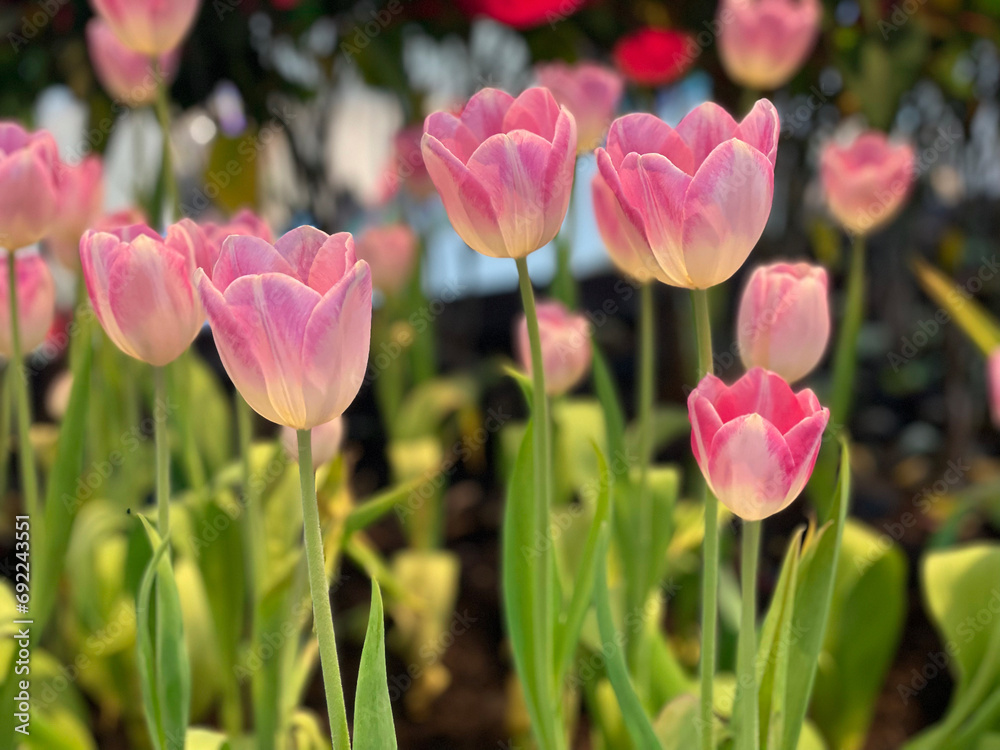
736,99,781,165
460,88,515,142
423,111,482,165
606,113,695,174
676,102,738,169
688,391,724,473
502,88,561,142
712,367,805,433
212,235,295,291
781,408,830,501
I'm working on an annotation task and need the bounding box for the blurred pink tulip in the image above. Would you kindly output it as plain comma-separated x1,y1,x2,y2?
196,226,373,430
355,224,418,295
820,131,916,236
200,209,273,276
717,0,822,90
281,416,345,468
535,62,624,153
50,156,104,269
393,125,435,200
737,262,830,383
0,123,60,251
592,100,779,288
86,19,180,107
989,348,1000,428
0,252,55,358
89,0,200,57
80,221,207,366
688,368,829,521
95,207,148,232
422,88,577,259
515,300,592,396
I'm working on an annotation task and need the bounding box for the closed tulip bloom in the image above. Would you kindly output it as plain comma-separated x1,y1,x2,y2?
989,348,1000,428
688,368,829,521
86,19,180,107
50,156,104,269
515,301,592,396
0,252,55,358
281,416,345,468
356,224,418,295
196,226,373,430
820,131,915,236
535,62,624,153
422,87,577,260
0,123,60,251
90,0,201,57
80,221,207,366
737,262,830,382
592,100,779,289
612,28,696,87
200,209,273,276
718,0,822,91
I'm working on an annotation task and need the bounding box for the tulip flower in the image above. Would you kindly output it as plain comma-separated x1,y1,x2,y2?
535,62,624,153
515,301,591,396
989,348,1000,428
0,252,55,358
466,0,584,29
196,226,373,430
0,123,60,251
355,224,419,295
282,416,345,468
50,156,104,270
820,131,916,236
421,87,577,260
737,262,830,382
392,125,436,200
200,209,273,276
89,0,201,57
80,221,207,366
592,100,779,289
688,368,829,521
86,19,180,108
613,28,696,87
717,0,822,91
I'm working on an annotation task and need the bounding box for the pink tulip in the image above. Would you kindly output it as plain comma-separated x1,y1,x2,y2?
86,19,180,107
592,100,779,289
820,131,915,236
515,301,592,396
0,123,60,251
95,207,148,232
535,62,624,153
196,226,373,430
89,0,201,57
392,125,435,200
737,262,830,383
989,348,1000,428
355,224,419,295
422,87,577,259
688,368,829,521
200,209,273,277
281,416,345,468
0,252,55,358
50,156,104,269
80,221,207,366
717,0,822,90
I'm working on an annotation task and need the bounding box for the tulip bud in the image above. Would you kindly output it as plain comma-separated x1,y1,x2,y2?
355,224,418,295
80,221,207,366
688,368,829,521
0,123,60,251
737,262,830,383
50,156,104,270
535,62,624,153
90,0,201,57
717,0,822,91
820,131,915,236
282,416,345,469
86,19,180,108
0,251,55,358
515,301,592,396
422,88,577,260
196,226,372,430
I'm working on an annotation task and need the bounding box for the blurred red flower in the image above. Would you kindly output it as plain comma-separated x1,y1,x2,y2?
465,0,584,29
613,27,697,87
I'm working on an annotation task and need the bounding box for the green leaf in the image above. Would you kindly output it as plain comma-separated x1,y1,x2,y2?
184,728,231,750
344,476,436,536
354,581,397,750
912,258,1000,356
593,528,662,750
591,346,627,481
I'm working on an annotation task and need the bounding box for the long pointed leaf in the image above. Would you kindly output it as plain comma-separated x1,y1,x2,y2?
354,581,397,750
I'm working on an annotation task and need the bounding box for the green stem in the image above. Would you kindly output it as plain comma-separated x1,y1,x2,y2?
515,257,560,744
154,68,179,224
736,520,761,750
297,429,351,750
552,182,578,308
830,234,866,431
154,367,170,539
692,288,719,750
8,254,39,520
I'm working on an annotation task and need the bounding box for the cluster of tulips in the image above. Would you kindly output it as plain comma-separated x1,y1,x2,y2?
7,0,979,749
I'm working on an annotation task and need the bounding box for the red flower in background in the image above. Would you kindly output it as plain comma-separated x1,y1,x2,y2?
613,27,697,87
465,0,585,29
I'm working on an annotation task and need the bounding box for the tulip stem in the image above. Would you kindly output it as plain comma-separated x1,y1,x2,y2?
692,288,719,750
736,520,761,750
297,428,351,750
7,254,39,521
515,257,559,742
830,233,866,431
552,179,578,308
154,68,179,224
153,367,170,539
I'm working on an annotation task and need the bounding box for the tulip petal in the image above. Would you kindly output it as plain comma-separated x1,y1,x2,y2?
423,111,481,164
461,88,514,141
676,102,738,169
707,413,795,521
736,99,781,166
681,139,774,289
591,166,654,282
81,232,132,356
0,149,57,249
713,367,805,433
606,113,695,174
212,235,296,291
781,408,829,500
502,88,561,142
274,225,332,283
689,392,724,472
305,232,356,295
